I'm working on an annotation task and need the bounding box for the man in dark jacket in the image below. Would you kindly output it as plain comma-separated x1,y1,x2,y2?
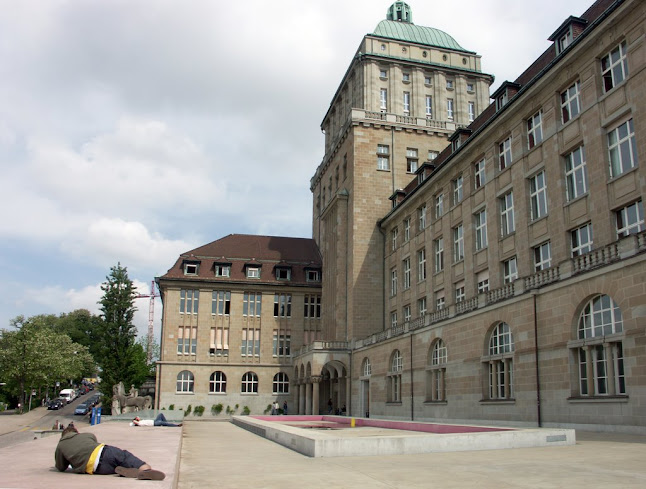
54,423,165,480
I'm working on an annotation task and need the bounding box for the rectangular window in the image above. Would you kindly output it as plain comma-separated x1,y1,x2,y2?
402,72,410,82
527,110,543,149
477,270,490,293
474,158,486,189
608,119,637,178
455,282,465,303
468,101,475,122
306,270,320,282
179,289,199,314
428,150,439,161
436,291,445,310
391,311,398,329
418,205,426,231
418,297,427,317
391,268,398,296
275,268,291,280
561,81,580,123
380,69,387,79
177,326,197,355
241,328,260,357
499,137,512,170
565,146,588,201
434,238,444,273
435,193,444,219
424,75,432,85
452,175,463,205
467,82,475,92
425,95,433,118
215,264,230,277
211,291,231,315
417,248,426,281
380,88,388,110
184,263,198,275
500,191,515,236
404,218,411,241
272,330,291,357
273,293,292,318
453,224,464,262
557,28,573,53
447,98,454,120
209,327,229,356
529,170,548,220
406,148,418,173
616,200,644,238
403,91,411,115
246,267,260,279
403,257,411,290
534,242,552,271
571,222,593,257
475,209,488,250
391,227,398,251
601,41,628,93
403,305,411,323
446,79,454,89
242,292,262,317
503,257,518,283
304,295,322,318
377,144,390,170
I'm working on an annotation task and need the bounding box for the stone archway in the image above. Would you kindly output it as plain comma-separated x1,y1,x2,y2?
320,361,348,415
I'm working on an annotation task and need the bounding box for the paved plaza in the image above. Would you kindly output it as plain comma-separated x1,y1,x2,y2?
0,407,645,488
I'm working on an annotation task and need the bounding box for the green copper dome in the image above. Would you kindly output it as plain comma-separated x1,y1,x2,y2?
375,2,466,52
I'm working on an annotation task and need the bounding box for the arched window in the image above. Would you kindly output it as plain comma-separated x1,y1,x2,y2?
241,372,258,393
574,295,625,396
273,372,289,394
427,339,447,401
176,370,194,393
484,323,514,400
209,371,226,393
362,358,372,377
388,350,403,402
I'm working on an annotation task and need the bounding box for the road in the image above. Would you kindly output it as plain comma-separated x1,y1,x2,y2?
0,393,96,449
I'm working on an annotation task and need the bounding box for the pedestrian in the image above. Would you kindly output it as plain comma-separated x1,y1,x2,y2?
283,401,288,415
132,413,182,427
52,420,60,430
54,423,165,480
327,398,333,414
271,402,276,415
273,401,279,415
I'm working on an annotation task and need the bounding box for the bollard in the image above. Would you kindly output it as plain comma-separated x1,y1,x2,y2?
351,418,356,428
96,407,102,424
90,407,96,425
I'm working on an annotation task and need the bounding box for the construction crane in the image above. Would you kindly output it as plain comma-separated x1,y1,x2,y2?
135,280,160,363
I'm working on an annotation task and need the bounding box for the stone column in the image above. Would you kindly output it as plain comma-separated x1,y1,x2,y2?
305,381,312,415
299,382,306,415
311,376,321,415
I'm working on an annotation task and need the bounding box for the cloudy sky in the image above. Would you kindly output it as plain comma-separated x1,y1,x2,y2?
0,0,595,336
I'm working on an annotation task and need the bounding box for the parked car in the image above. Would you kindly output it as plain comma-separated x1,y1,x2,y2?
47,399,64,410
74,403,90,415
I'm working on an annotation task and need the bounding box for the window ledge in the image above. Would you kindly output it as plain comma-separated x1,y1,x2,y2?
608,165,639,183
386,402,403,406
240,392,259,396
564,193,588,206
175,392,195,395
479,399,515,405
423,400,448,405
530,215,549,226
567,395,629,403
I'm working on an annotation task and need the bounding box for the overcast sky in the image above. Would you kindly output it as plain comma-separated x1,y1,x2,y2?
0,0,596,336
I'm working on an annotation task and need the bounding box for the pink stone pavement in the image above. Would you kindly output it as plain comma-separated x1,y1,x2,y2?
0,418,181,489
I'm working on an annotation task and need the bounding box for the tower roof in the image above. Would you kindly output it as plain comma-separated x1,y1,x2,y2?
374,2,466,52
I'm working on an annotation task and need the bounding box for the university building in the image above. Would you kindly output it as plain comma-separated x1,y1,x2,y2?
157,0,645,432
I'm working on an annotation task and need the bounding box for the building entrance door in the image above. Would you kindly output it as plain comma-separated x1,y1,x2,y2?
361,380,370,417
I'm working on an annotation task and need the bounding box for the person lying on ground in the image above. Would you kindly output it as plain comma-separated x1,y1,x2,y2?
131,412,182,427
54,423,165,480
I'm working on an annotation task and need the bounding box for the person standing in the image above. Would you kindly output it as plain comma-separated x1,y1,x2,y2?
283,401,288,415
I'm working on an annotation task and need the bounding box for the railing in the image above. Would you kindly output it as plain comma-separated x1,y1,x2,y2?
524,266,560,290
456,297,478,315
428,308,449,323
486,283,514,305
572,242,620,274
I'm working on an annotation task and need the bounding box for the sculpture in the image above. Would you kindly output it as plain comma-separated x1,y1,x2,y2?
112,382,152,414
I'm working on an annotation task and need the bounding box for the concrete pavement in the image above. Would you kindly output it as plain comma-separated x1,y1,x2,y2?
1,409,645,489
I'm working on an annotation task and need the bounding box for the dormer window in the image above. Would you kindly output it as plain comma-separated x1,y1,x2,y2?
557,28,573,53
184,262,199,275
549,16,587,55
276,267,291,281
246,267,260,279
492,82,521,111
496,92,508,110
306,270,321,282
215,264,231,278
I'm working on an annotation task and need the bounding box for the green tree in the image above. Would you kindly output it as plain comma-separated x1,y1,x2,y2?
95,263,148,410
0,316,94,411
53,309,103,355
